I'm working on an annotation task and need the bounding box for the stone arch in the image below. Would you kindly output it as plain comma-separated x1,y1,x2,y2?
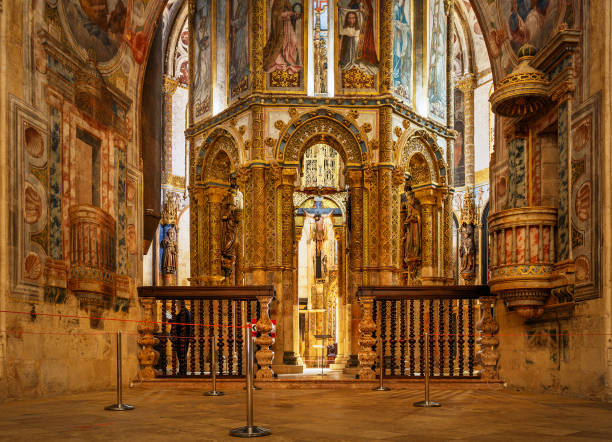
397,130,447,186
194,128,240,185
277,110,366,166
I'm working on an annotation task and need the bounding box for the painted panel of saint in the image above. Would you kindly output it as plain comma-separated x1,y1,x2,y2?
502,0,561,54
453,89,465,187
337,0,379,92
62,0,127,63
192,0,212,122
229,0,250,101
428,0,446,121
263,0,305,91
392,0,412,103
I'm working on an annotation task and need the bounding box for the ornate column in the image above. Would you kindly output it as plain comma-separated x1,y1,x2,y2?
249,166,266,284
364,165,378,285
392,168,405,285
378,107,394,285
207,186,227,284
476,295,499,380
189,186,207,284
379,0,393,93
279,168,300,368
255,291,275,378
137,298,159,379
346,170,364,363
332,226,349,368
414,189,439,281
456,74,477,188
357,293,376,379
251,0,265,92
162,76,179,179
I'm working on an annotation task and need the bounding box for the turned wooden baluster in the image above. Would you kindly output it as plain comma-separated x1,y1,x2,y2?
199,299,204,375
236,300,243,376
418,300,425,376
409,299,415,376
208,300,214,375
458,298,464,375
160,300,168,375
218,300,224,375
468,299,475,377
448,299,455,376
255,292,275,379
439,299,445,376
399,300,406,376
171,300,177,376
357,294,377,380
390,301,397,376
228,301,234,375
190,300,196,375
428,300,435,377
137,298,159,380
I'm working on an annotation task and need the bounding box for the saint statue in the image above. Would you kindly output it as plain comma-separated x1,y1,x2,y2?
459,223,476,276
221,192,238,259
161,226,177,275
403,192,421,265
306,211,328,279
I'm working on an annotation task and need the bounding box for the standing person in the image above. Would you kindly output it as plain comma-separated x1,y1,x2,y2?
170,302,193,376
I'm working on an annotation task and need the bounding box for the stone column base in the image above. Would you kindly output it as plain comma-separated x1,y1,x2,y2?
271,364,304,374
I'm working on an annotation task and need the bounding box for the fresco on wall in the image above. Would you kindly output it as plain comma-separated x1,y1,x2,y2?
428,0,446,121
263,0,305,91
392,0,412,103
454,89,465,187
192,0,212,121
62,0,127,62
229,0,250,100
337,0,379,92
502,0,560,54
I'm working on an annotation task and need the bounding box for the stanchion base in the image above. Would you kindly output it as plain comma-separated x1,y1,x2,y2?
373,386,391,391
229,426,271,438
413,400,441,407
105,404,135,411
243,385,262,390
204,391,225,396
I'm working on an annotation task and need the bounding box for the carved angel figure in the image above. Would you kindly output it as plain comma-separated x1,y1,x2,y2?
459,223,476,275
221,192,238,258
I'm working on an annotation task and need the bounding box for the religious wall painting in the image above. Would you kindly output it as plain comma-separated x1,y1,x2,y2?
336,0,379,93
191,0,213,122
61,0,127,63
500,0,563,55
264,0,306,91
454,88,465,187
228,0,250,101
392,0,413,104
428,0,446,121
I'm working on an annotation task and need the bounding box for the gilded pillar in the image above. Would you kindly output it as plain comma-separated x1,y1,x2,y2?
456,74,477,188
279,168,298,365
415,190,439,280
255,292,275,378
364,165,378,284
333,226,348,366
252,105,265,161
251,0,265,92
207,186,227,284
378,106,394,285
347,170,364,360
357,294,376,379
391,168,405,285
250,166,266,283
379,0,393,94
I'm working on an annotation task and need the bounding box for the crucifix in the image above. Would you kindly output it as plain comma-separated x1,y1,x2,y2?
297,197,341,279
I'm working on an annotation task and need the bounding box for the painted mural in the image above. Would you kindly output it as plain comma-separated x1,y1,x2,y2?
192,0,212,121
263,0,305,91
392,0,412,103
229,0,250,100
337,0,379,92
502,0,561,54
62,0,127,62
428,0,446,121
454,89,465,187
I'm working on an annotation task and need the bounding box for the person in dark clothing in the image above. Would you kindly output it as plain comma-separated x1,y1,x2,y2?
170,302,193,375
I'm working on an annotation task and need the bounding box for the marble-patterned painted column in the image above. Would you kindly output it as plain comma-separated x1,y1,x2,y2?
456,74,477,188
506,126,528,209
556,97,572,263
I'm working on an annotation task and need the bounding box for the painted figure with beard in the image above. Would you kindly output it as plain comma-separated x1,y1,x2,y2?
229,0,249,91
338,0,379,75
263,0,303,74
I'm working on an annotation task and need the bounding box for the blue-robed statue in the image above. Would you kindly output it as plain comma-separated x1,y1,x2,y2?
392,0,412,90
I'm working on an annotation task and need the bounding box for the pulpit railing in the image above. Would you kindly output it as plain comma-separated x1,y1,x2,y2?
137,286,275,379
357,286,496,380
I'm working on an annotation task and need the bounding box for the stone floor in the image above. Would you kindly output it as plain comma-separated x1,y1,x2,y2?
1,386,611,441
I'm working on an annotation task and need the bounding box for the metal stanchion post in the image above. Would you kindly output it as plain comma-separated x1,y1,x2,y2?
373,337,390,391
230,325,271,437
205,335,224,396
105,331,134,411
413,332,440,407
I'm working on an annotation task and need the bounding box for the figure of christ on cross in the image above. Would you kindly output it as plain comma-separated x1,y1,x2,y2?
297,197,341,279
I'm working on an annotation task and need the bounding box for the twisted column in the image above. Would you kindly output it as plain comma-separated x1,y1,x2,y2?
456,74,477,188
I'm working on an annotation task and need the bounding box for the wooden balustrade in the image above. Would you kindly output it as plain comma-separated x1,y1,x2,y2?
357,286,494,380
137,286,275,379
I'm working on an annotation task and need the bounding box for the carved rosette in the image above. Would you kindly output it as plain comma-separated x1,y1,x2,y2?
357,295,376,379
255,293,275,378
476,296,499,380
137,298,159,380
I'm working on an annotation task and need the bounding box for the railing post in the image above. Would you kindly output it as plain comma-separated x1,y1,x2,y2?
137,298,159,380
477,295,500,380
255,291,275,379
357,294,376,380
